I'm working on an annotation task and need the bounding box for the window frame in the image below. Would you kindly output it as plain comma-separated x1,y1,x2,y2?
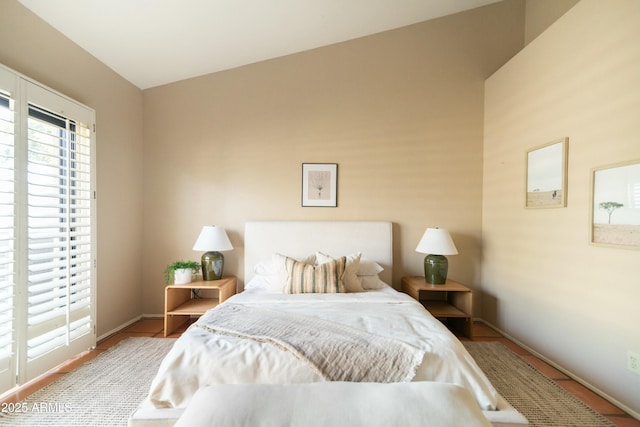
0,63,96,391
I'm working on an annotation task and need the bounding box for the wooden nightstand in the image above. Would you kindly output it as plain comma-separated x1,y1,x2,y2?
401,276,473,338
164,276,237,336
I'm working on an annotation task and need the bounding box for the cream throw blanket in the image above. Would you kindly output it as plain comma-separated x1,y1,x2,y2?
196,303,425,383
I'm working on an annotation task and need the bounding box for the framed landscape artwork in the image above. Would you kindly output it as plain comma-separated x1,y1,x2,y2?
591,159,640,249
302,163,338,207
526,138,568,208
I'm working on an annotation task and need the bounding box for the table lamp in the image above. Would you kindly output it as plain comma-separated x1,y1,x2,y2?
415,227,458,284
192,226,233,280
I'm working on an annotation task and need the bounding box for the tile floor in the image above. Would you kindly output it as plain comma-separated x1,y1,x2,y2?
468,322,640,427
1,318,638,426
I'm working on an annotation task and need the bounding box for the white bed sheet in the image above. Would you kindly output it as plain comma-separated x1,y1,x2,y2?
147,286,499,411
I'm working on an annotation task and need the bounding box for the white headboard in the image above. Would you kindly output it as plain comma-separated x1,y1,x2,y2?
244,221,393,285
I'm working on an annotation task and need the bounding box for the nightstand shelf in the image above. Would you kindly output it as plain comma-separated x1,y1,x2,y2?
401,276,473,338
164,276,236,336
422,300,468,318
167,298,220,315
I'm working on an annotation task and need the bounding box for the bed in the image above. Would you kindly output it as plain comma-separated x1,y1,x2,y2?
129,221,527,426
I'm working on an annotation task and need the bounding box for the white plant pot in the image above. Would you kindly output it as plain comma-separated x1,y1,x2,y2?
173,268,193,285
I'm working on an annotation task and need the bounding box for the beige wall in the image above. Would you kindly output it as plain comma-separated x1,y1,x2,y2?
483,0,640,416
524,0,579,45
0,1,145,337
141,1,525,314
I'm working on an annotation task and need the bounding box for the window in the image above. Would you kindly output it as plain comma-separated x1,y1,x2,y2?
0,64,96,393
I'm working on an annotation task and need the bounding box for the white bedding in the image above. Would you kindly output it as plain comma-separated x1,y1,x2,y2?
147,287,499,411
174,382,493,427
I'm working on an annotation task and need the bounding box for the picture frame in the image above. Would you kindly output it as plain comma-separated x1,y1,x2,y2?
525,138,568,208
590,159,640,249
302,163,338,207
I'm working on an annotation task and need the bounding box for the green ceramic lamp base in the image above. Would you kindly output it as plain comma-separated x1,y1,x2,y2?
424,254,448,284
201,251,224,280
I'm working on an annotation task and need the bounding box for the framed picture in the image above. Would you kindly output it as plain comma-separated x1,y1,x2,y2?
525,138,568,208
302,163,338,207
590,159,640,249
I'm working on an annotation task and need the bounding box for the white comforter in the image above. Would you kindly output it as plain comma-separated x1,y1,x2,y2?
148,288,499,411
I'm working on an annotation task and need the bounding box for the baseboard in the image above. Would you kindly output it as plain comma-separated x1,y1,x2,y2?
97,315,143,342
476,319,640,421
97,314,165,342
142,314,164,319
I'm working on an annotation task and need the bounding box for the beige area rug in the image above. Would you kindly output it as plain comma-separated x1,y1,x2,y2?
0,337,176,427
0,338,616,426
464,341,615,427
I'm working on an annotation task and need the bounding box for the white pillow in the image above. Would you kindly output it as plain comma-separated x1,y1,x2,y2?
357,259,384,276
244,275,272,291
316,252,363,292
253,258,276,276
355,259,385,290
360,275,387,290
271,253,316,293
246,259,278,291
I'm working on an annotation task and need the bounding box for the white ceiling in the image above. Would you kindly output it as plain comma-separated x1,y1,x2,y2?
17,0,501,89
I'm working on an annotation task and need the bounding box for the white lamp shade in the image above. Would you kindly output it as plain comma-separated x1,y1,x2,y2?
192,226,234,252
415,228,458,256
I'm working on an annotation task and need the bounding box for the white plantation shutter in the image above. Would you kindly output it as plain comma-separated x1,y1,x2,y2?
0,69,17,392
25,101,94,372
0,64,96,391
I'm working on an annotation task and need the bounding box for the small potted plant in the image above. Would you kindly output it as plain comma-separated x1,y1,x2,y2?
165,260,201,285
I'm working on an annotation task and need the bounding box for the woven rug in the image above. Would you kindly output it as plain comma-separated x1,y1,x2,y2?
0,338,616,426
464,341,614,427
0,337,175,427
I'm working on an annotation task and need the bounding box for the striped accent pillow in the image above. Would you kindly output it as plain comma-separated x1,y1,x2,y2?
284,256,346,294
316,252,363,292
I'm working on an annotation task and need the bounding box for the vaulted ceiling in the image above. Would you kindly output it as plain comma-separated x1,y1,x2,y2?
17,0,500,89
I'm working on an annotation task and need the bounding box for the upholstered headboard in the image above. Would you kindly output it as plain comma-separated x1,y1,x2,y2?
244,221,393,285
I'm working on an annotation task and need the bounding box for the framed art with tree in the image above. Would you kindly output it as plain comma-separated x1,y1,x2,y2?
590,159,640,249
